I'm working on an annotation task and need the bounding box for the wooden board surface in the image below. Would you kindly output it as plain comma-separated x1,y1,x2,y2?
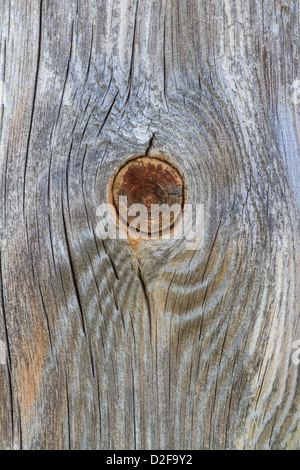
0,0,299,450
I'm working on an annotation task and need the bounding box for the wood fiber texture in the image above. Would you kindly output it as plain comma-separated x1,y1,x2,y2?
0,0,299,450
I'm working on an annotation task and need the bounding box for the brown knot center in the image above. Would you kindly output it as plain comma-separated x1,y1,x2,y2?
111,156,184,238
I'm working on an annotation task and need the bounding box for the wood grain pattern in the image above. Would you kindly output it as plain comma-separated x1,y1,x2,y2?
0,0,299,450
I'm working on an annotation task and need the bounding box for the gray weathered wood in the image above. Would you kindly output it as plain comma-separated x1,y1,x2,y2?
0,0,299,450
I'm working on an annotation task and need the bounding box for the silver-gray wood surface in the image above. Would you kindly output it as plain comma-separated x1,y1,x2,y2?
0,0,299,450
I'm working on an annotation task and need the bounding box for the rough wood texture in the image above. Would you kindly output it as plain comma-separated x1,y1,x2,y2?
0,0,299,450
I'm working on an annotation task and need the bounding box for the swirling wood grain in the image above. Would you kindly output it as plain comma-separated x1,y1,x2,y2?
0,0,299,450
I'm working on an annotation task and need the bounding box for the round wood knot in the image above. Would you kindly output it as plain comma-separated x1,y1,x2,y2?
112,156,185,238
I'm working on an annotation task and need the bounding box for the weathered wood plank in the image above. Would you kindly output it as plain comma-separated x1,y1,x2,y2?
0,0,299,449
